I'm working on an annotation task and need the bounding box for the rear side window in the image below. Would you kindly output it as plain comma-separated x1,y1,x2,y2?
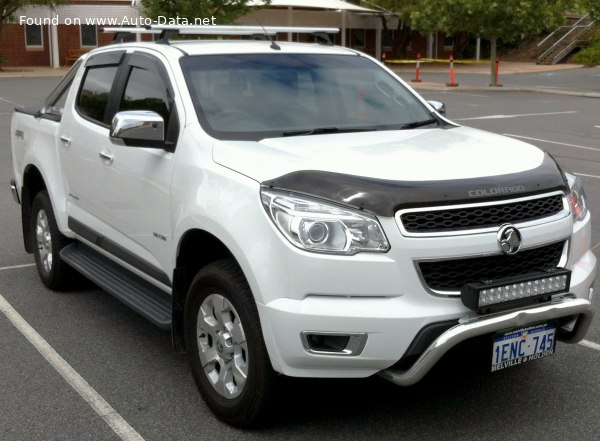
120,67,170,123
43,59,82,118
77,66,118,124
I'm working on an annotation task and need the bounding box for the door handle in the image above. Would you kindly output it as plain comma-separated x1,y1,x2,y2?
60,135,71,145
99,151,114,163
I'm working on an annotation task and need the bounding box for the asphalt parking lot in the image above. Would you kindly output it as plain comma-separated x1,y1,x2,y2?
0,75,598,441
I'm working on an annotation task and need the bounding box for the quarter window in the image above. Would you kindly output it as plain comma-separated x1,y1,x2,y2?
25,25,43,48
77,66,119,124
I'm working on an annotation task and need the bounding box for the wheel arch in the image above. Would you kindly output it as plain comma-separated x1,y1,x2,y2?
172,228,238,352
21,164,48,253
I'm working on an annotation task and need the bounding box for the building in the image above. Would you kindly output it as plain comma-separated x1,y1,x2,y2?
0,0,142,67
0,0,457,68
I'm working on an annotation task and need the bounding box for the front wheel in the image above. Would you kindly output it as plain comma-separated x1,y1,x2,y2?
185,259,277,427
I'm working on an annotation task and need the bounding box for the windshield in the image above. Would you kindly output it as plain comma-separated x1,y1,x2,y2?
180,53,434,141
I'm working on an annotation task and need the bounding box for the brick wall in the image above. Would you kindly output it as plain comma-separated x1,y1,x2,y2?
0,24,50,67
0,23,117,67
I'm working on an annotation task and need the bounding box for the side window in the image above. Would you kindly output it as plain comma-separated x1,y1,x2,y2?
120,67,170,123
77,65,119,124
46,87,70,116
44,59,83,118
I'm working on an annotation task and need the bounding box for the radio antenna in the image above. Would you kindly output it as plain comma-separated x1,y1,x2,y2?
255,17,281,50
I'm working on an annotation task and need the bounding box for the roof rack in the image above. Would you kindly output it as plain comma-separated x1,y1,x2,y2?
102,25,339,45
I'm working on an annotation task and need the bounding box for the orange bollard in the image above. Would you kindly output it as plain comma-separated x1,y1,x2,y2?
446,55,459,87
493,56,503,87
412,53,422,83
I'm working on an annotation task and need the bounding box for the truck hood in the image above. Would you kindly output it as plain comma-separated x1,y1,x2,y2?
213,126,567,215
214,126,544,182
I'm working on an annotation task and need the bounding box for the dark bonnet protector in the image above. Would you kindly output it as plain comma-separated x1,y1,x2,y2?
262,153,568,217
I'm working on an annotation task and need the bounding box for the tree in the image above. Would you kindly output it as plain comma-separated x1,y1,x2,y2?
580,0,599,20
142,0,270,25
411,0,574,86
0,0,61,32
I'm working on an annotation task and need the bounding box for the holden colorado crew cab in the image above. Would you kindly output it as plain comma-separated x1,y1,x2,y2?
10,25,597,427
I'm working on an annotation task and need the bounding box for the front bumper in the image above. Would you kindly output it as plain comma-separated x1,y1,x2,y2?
257,248,596,379
379,295,594,386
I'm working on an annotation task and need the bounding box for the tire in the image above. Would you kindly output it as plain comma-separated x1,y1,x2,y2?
31,191,76,290
185,259,277,427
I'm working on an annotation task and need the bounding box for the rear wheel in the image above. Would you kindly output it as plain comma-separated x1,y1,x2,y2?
185,259,277,427
31,191,75,290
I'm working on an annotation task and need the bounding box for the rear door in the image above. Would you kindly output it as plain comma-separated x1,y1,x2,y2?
58,51,125,238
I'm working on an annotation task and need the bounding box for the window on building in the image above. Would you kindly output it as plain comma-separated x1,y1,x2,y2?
25,25,43,48
77,66,119,124
81,25,98,47
350,29,365,49
443,34,454,50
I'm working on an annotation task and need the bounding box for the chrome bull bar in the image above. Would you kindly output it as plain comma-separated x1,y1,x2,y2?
380,295,594,386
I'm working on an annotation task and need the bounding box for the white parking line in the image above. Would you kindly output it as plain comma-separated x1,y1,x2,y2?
0,96,18,105
579,340,600,352
575,173,600,180
0,293,145,441
457,111,577,121
502,134,600,153
0,263,36,272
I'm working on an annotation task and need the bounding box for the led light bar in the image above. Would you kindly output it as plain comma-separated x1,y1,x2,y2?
461,269,571,312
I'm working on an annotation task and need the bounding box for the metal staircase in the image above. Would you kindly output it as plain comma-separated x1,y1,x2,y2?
536,14,596,65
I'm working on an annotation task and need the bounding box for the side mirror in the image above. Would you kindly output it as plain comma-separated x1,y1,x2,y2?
427,100,446,116
110,110,165,145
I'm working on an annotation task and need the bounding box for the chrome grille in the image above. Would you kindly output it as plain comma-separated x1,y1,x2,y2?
400,194,565,234
419,241,565,293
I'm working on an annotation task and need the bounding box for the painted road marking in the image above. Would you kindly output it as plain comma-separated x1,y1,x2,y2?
595,125,600,129
503,134,600,153
457,111,577,121
0,96,19,105
591,242,600,252
575,173,600,180
0,263,36,272
579,340,600,352
0,293,145,441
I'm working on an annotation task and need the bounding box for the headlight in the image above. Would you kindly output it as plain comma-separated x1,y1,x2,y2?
261,190,389,255
565,172,588,221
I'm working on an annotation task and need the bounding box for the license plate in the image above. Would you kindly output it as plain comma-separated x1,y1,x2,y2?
491,324,556,372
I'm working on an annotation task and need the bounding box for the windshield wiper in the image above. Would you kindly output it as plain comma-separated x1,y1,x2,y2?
399,118,439,130
282,127,376,137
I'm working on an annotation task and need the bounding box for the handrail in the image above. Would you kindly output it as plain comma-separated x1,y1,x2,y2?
537,13,590,48
538,16,594,62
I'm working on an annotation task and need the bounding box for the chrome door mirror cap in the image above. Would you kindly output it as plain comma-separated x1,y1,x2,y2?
110,110,165,144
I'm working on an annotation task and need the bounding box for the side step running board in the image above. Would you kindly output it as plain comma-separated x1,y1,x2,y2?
61,243,172,329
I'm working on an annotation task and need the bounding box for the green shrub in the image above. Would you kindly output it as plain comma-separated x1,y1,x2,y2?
573,29,600,66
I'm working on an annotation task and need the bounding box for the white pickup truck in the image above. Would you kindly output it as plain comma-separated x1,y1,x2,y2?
10,25,596,427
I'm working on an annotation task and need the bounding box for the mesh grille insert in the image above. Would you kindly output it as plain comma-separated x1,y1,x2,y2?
419,241,565,292
400,194,564,233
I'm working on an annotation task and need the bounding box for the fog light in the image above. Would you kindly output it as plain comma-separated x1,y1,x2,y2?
301,332,368,356
461,269,571,312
